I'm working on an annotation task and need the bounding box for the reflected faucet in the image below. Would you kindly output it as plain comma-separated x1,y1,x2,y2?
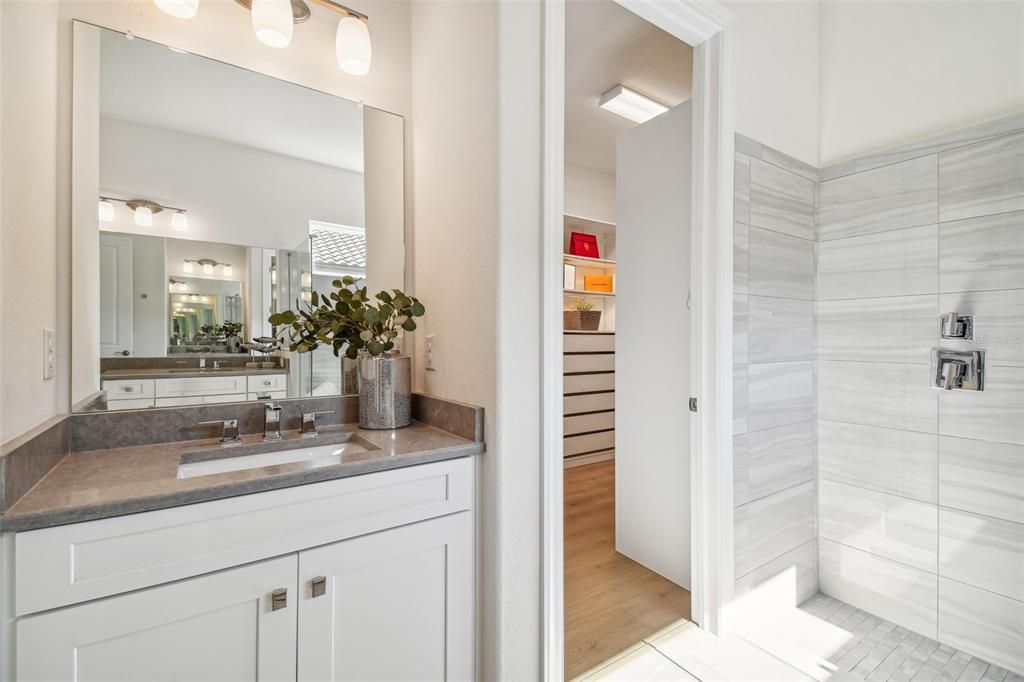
264,403,282,441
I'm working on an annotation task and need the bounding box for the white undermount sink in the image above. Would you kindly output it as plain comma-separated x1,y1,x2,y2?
177,437,373,479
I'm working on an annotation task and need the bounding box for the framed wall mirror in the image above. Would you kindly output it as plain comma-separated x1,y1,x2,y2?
71,21,405,412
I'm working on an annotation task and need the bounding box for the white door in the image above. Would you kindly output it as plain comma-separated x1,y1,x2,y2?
17,555,298,682
99,232,134,357
297,513,473,681
614,102,692,589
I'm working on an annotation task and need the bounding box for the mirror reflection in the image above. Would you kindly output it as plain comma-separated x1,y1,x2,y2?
73,23,404,411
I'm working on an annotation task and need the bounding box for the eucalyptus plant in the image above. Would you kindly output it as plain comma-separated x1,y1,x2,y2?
268,276,425,359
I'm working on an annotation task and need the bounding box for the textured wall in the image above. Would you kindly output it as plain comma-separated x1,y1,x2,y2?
816,114,1024,674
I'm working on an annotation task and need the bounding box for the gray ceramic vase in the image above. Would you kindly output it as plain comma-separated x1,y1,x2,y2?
357,352,412,429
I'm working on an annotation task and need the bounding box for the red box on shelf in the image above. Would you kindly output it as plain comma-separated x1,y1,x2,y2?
568,232,600,259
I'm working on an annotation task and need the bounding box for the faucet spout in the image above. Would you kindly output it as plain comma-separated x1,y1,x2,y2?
264,402,283,441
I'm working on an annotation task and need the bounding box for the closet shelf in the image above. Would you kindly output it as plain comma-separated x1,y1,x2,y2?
563,289,615,298
562,254,616,269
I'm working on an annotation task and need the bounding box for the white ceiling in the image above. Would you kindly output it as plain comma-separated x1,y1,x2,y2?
565,0,693,175
100,29,364,173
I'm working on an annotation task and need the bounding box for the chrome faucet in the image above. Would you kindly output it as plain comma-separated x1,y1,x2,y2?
301,411,335,438
199,419,241,445
198,356,206,369
264,403,283,441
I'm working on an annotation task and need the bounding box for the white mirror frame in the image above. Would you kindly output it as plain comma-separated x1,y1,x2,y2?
540,1,735,677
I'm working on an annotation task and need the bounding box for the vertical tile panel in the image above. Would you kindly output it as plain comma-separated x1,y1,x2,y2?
817,225,938,300
735,481,816,577
939,436,1024,525
939,508,1024,601
818,361,937,433
748,361,814,432
748,296,814,363
938,577,1024,676
939,211,1024,293
939,365,1024,445
749,158,815,240
749,227,815,300
734,420,814,507
735,154,751,226
939,131,1024,222
734,220,750,295
816,295,937,364
938,289,1024,367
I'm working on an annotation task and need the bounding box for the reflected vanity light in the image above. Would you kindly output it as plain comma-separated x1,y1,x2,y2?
99,196,187,231
134,205,154,227
202,262,214,275
171,211,188,232
183,260,194,274
301,272,312,287
154,0,199,19
223,264,234,277
98,199,114,222
599,84,669,124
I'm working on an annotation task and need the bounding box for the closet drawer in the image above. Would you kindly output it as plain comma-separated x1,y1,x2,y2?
154,375,248,398
102,379,155,400
564,373,615,394
564,430,615,457
564,412,614,436
564,333,614,353
564,354,614,373
564,392,614,415
247,374,287,393
14,457,474,616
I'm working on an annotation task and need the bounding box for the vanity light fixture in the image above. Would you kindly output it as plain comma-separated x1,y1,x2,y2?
202,262,215,275
133,204,154,228
98,199,115,223
184,258,233,276
182,260,195,274
154,0,199,19
599,84,669,124
234,0,371,75
223,264,234,277
169,278,189,294
171,210,189,232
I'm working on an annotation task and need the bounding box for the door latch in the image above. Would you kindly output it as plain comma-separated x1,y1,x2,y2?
689,397,698,413
271,587,288,611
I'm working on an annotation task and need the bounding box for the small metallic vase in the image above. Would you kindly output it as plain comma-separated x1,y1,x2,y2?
357,352,412,429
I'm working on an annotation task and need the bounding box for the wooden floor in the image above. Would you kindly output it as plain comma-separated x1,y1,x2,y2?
564,461,692,680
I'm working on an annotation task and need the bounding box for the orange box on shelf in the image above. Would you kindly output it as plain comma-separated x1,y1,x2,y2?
583,275,614,292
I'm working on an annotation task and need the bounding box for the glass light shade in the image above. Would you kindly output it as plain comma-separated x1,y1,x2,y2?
183,260,194,274
154,0,198,19
301,272,312,287
252,0,293,49
134,205,153,227
336,16,371,76
202,262,214,275
98,200,114,222
172,211,188,232
302,291,312,302
223,264,233,277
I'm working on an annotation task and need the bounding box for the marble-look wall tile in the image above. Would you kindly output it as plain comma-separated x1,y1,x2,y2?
819,479,937,572
748,296,814,363
748,361,814,432
818,361,937,434
939,131,1024,222
735,220,750,295
939,436,1023,525
816,295,937,364
939,211,1024,293
819,538,938,639
735,154,751,226
939,365,1024,445
750,158,815,240
939,508,1024,602
734,364,749,436
938,577,1024,676
734,538,818,608
748,227,815,300
734,294,749,367
817,225,938,300
938,289,1024,367
819,420,938,503
735,480,816,577
819,156,938,241
734,420,814,507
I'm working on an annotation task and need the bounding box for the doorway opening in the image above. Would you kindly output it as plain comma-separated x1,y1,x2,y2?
560,1,696,677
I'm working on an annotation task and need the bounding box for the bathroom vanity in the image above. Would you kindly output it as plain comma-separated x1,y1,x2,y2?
1,404,483,681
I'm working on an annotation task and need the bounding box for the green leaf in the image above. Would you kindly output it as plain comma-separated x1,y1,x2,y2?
359,330,373,342
367,341,384,356
311,291,319,307
401,318,417,332
345,345,359,359
410,302,426,317
377,291,393,304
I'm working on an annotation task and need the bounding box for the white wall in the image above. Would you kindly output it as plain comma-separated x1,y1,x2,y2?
819,0,1024,165
129,234,167,358
564,162,615,224
725,0,820,166
100,117,363,250
0,2,60,442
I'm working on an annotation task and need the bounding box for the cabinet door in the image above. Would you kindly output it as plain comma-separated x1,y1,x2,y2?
298,512,473,681
18,556,298,682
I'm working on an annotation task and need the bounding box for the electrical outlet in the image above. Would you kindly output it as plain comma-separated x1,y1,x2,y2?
425,335,436,371
43,329,56,380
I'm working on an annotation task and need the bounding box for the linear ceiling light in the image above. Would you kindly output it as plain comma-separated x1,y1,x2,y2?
599,84,668,124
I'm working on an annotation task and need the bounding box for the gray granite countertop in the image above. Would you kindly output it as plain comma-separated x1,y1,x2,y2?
101,367,286,381
0,422,483,532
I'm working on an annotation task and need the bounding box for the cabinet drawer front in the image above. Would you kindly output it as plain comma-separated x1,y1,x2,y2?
564,353,615,373
248,390,287,401
154,396,203,407
154,375,248,397
202,393,248,405
247,374,288,393
564,430,615,457
564,373,615,394
106,398,156,410
564,333,614,353
564,392,614,415
15,458,473,616
102,379,155,399
564,412,614,436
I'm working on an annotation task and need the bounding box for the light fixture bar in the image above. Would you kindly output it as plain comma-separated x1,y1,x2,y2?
233,0,366,22
309,0,366,21
99,196,187,214
598,84,669,124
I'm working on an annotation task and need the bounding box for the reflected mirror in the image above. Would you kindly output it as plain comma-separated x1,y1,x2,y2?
72,22,405,412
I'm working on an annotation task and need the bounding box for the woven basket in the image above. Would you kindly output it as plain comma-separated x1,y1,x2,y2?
564,310,602,331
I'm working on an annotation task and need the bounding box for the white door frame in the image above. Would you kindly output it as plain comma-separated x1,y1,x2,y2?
541,1,735,678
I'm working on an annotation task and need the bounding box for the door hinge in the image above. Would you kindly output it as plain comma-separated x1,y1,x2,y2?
689,397,698,413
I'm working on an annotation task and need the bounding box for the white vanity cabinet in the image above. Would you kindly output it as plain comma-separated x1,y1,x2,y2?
102,373,288,408
11,458,475,681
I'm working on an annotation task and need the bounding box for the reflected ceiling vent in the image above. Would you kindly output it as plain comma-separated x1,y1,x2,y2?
599,84,669,124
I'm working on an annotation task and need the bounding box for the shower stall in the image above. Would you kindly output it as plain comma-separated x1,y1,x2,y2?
732,114,1024,678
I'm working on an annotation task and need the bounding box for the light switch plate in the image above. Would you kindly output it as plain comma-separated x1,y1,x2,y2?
425,335,436,371
43,329,56,380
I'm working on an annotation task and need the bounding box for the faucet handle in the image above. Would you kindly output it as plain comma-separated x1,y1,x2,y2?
199,419,241,445
300,411,334,438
